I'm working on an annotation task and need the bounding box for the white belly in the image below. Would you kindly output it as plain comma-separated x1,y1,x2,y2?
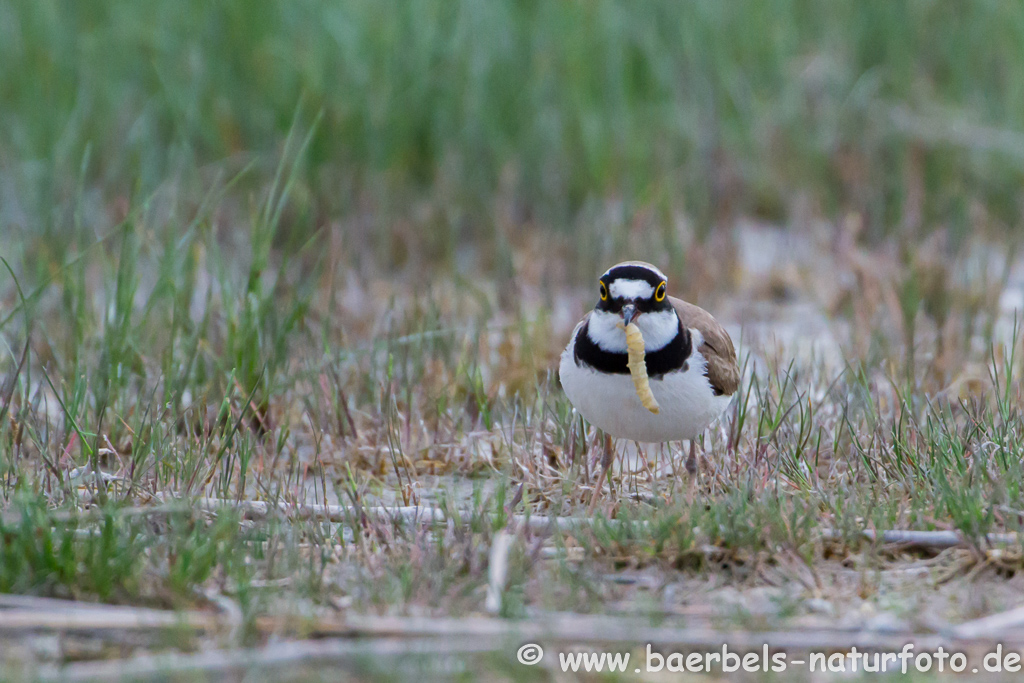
559,340,732,443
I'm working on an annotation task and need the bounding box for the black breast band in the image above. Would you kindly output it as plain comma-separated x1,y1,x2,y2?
573,319,691,379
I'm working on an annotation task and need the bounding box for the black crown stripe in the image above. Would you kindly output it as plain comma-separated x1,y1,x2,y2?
602,265,664,288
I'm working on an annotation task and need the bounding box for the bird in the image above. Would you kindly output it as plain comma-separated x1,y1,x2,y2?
559,261,739,504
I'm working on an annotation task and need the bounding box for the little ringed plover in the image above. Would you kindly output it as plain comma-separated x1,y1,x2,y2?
559,261,739,493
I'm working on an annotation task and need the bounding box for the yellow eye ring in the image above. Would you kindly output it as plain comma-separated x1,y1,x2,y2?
599,281,608,301
655,281,666,302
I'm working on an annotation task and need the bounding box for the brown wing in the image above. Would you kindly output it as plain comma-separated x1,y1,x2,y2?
670,296,739,396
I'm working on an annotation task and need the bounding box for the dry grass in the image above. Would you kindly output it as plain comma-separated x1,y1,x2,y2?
4,202,1024,679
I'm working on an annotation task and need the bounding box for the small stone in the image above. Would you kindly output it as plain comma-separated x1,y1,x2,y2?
804,598,836,616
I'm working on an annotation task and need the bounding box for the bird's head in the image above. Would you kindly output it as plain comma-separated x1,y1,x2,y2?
588,262,679,352
596,261,671,323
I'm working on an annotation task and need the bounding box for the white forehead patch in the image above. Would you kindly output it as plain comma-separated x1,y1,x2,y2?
609,278,654,300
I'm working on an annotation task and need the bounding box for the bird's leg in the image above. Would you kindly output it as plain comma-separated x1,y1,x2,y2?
606,432,617,499
587,432,614,516
665,442,676,498
685,439,699,500
637,440,658,502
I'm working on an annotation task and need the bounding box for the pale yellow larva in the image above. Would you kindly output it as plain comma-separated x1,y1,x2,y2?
623,322,660,414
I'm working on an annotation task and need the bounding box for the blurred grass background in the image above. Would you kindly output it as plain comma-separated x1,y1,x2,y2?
4,0,1024,277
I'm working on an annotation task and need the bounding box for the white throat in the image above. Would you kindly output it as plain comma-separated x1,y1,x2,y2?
587,309,680,352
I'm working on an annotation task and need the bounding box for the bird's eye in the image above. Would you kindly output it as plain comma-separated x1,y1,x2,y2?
599,281,608,301
655,281,666,302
